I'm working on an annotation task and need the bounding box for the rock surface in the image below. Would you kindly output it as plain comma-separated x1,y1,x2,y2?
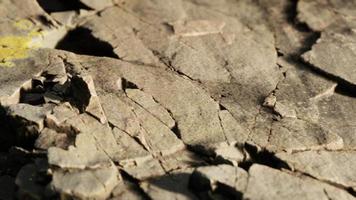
0,0,356,199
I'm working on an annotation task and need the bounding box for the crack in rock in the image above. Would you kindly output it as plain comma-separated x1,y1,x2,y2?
1,0,356,199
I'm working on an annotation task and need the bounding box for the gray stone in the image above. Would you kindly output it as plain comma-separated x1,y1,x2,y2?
52,163,119,199
35,128,71,150
126,89,175,129
122,158,166,180
48,133,111,169
297,0,356,31
112,127,152,167
277,151,356,191
6,103,54,138
1,1,356,199
110,180,145,200
250,58,344,153
244,164,355,200
303,28,356,85
190,164,248,197
141,169,198,200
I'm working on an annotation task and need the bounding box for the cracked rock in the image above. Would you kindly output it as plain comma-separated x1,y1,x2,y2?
251,58,345,153
1,0,356,199
125,89,176,129
190,164,248,199
297,0,356,32
277,150,356,191
71,75,107,123
303,26,356,85
49,128,119,198
35,127,72,150
48,133,111,169
244,164,355,200
52,163,119,199
122,158,165,181
141,169,198,200
110,179,146,200
4,103,54,148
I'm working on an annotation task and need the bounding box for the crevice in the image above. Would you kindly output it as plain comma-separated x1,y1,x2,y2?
295,57,356,98
323,189,332,200
276,0,356,98
297,31,321,54
219,104,227,111
271,0,321,55
0,64,81,153
189,171,242,200
185,145,219,165
108,121,150,153
121,78,139,90
36,0,92,14
284,0,313,32
69,75,91,113
150,49,199,83
0,106,18,152
290,169,356,197
217,112,230,145
238,143,290,171
55,27,119,58
118,169,153,200
162,107,182,140
171,124,182,140
346,188,356,197
266,120,275,144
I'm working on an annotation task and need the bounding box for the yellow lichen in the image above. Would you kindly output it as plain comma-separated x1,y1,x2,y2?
13,19,34,31
0,36,33,67
0,19,43,67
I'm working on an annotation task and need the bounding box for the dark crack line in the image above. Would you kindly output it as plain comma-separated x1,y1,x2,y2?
217,111,230,145
289,169,356,197
107,121,150,153
123,91,177,134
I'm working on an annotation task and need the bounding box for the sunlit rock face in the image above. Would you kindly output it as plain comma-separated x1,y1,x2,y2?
1,0,356,199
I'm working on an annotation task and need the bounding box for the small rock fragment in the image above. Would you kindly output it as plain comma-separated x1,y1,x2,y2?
35,128,72,150
213,143,245,165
